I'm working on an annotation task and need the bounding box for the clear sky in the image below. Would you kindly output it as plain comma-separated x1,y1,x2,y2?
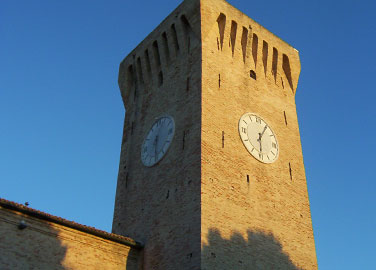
1,0,375,269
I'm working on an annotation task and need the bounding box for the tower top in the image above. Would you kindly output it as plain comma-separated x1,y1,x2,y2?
119,0,301,108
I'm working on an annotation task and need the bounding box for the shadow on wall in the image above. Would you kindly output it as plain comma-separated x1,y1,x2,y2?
202,228,302,270
0,214,68,270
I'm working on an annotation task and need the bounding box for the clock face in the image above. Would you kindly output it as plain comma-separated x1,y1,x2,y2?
141,115,175,167
238,113,279,163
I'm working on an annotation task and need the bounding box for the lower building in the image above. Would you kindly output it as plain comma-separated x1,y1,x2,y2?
0,199,142,270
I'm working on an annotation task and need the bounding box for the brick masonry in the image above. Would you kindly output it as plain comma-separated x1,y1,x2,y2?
114,0,317,269
0,202,140,270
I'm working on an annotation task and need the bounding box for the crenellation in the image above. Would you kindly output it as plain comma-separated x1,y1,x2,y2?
216,13,226,51
272,47,278,82
170,24,180,56
230,20,237,56
152,40,161,69
136,57,144,86
262,40,269,76
126,64,134,93
119,9,201,107
144,49,152,81
161,32,171,64
282,53,294,92
252,33,258,68
209,8,302,93
240,26,248,63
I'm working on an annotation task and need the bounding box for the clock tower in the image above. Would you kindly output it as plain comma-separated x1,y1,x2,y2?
112,0,318,269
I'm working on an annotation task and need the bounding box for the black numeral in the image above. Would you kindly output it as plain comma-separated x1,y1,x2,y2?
256,118,261,124
272,142,277,149
241,127,246,133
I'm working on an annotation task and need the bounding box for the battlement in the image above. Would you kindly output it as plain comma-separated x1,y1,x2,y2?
118,0,201,108
118,0,301,111
201,0,301,95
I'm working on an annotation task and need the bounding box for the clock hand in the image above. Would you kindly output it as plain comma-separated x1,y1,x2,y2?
154,135,158,159
260,125,268,139
257,125,267,153
257,133,262,152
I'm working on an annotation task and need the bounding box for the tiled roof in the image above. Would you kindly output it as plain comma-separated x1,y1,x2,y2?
0,197,143,248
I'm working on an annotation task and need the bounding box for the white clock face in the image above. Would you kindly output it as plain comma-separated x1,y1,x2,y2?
141,115,175,167
238,113,279,163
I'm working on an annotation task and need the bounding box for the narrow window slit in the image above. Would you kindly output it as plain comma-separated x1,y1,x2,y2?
250,70,256,80
182,130,186,150
166,190,169,199
125,173,129,188
289,162,293,181
219,74,221,88
247,175,250,183
222,131,225,148
284,111,288,126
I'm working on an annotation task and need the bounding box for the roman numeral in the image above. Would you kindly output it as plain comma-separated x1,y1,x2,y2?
256,117,261,124
272,142,277,148
241,127,246,133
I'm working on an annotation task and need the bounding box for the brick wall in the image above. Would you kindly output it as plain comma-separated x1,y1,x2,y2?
201,0,317,269
0,206,140,270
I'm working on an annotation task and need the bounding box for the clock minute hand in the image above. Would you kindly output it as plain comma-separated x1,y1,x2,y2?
260,125,268,139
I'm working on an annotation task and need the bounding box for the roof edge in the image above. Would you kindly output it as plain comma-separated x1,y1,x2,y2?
0,198,143,249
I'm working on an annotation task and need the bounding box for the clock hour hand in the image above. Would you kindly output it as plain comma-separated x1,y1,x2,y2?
154,135,159,159
257,133,262,152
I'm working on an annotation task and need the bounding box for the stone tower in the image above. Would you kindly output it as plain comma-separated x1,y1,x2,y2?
112,0,318,269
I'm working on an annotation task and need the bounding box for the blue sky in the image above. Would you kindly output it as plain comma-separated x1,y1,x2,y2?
1,0,375,269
